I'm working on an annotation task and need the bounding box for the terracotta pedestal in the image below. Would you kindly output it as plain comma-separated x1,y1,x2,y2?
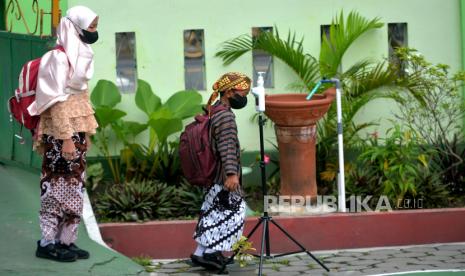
265,88,336,198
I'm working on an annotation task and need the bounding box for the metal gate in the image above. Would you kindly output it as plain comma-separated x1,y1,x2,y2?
0,32,53,168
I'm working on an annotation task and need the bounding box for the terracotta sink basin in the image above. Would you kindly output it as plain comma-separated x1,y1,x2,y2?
265,88,336,127
263,88,336,200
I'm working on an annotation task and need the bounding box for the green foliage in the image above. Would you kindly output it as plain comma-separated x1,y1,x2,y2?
358,125,428,202
171,180,205,218
90,79,206,221
85,162,104,192
95,180,176,222
90,78,203,184
91,80,121,107
319,11,383,77
391,47,465,196
232,236,256,268
135,80,161,115
346,125,450,208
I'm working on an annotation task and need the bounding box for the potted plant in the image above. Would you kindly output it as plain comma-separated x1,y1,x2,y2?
227,236,256,276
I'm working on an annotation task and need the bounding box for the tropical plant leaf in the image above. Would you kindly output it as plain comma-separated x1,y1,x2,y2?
91,79,121,107
148,117,182,142
164,90,203,119
94,106,127,128
135,79,162,116
216,29,320,90
319,10,383,77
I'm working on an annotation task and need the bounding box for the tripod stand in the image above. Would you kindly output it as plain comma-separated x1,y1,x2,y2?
248,112,330,275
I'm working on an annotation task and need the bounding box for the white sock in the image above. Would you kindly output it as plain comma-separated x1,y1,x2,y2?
40,239,54,247
194,244,206,256
205,248,216,254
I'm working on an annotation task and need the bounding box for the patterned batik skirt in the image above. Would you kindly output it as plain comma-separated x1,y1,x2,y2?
39,132,87,245
194,184,246,251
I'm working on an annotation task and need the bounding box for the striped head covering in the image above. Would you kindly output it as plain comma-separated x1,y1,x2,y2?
207,72,251,115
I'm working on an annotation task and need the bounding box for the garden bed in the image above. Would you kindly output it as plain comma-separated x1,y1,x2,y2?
99,208,465,259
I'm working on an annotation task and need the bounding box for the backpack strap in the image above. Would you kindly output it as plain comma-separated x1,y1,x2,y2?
206,103,229,118
54,45,65,52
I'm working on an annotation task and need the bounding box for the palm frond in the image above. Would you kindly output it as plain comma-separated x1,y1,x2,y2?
320,10,383,77
344,62,398,98
216,28,320,90
215,34,253,66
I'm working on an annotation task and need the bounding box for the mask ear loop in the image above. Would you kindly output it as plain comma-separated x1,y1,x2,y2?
65,17,84,35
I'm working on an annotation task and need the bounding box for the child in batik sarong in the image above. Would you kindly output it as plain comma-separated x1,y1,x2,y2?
191,72,251,270
29,6,99,262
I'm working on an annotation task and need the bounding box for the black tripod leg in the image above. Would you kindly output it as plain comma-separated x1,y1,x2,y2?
270,219,330,272
246,217,263,239
258,219,268,276
265,219,271,257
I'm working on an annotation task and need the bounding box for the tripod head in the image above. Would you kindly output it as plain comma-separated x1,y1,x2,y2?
251,72,266,112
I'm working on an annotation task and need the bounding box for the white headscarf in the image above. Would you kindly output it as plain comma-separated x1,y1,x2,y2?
60,6,97,87
28,6,97,116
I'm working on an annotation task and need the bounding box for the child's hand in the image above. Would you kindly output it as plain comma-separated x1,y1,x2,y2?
225,174,239,192
62,138,76,160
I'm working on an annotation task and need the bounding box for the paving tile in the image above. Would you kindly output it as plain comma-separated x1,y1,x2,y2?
418,255,455,262
401,246,438,253
263,272,301,276
435,245,465,251
349,259,382,266
394,252,428,258
337,265,370,271
360,267,391,274
432,250,463,256
357,254,392,260
366,249,402,255
288,260,312,266
326,256,360,263
162,262,191,269
154,268,184,273
336,251,365,257
279,265,309,272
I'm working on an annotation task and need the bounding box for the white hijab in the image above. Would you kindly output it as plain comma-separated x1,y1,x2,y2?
60,5,97,89
28,6,97,116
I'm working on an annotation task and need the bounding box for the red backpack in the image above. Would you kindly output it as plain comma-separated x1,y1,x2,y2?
8,46,65,143
179,105,227,187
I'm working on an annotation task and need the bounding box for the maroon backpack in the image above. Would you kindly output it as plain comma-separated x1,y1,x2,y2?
179,105,228,187
8,46,65,143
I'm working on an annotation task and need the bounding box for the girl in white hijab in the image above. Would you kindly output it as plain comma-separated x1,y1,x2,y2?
34,6,99,262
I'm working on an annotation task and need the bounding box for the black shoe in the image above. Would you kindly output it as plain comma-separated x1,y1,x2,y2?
36,241,77,262
57,243,90,259
190,253,224,270
215,252,235,265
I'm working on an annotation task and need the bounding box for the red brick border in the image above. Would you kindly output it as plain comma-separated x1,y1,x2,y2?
99,208,465,259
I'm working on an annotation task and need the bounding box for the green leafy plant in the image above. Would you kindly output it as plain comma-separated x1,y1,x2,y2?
95,180,176,222
356,125,433,203
91,79,203,184
232,236,256,268
85,162,104,192
391,47,465,196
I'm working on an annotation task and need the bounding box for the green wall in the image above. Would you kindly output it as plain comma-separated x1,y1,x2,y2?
60,0,465,152
3,0,67,36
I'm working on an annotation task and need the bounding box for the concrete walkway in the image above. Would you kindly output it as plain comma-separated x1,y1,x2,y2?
0,163,146,276
149,243,465,275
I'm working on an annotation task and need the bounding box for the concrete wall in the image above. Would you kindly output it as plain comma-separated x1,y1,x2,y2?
39,0,465,152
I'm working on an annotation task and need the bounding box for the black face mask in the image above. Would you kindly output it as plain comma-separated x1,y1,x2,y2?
229,93,248,109
79,29,99,44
